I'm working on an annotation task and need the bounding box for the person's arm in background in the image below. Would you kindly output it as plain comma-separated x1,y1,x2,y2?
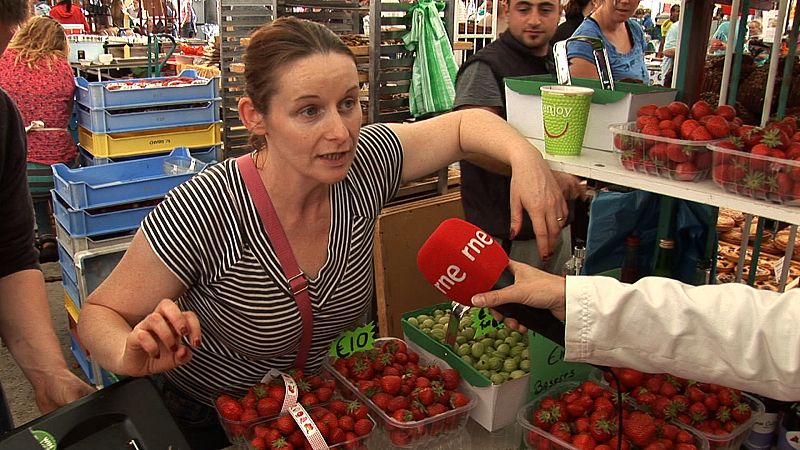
0,93,94,414
471,261,800,401
0,270,96,412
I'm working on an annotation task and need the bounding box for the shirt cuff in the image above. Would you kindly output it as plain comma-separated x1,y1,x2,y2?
564,275,592,362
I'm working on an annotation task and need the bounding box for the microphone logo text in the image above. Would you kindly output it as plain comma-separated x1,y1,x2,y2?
433,230,494,295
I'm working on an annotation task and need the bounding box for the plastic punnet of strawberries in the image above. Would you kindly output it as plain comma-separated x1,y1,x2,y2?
601,368,761,450
247,403,375,450
214,369,337,441
524,378,707,450
328,338,472,447
711,115,800,203
614,101,739,182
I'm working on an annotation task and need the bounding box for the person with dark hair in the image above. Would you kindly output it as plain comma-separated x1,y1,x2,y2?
0,15,77,263
78,16,568,449
49,0,91,33
0,1,94,434
471,260,800,401
551,0,596,44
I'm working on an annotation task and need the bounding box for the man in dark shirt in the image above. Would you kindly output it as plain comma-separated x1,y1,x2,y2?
0,0,93,433
454,0,583,272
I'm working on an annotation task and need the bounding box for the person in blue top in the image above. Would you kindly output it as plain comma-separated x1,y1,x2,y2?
709,19,730,55
566,0,649,84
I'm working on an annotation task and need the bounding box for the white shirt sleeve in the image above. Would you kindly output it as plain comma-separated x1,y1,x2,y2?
564,275,800,401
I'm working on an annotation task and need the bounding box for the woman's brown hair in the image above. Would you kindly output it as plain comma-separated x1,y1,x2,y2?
243,16,356,151
563,0,591,19
7,16,68,69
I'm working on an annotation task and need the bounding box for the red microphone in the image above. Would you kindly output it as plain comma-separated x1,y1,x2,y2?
417,218,566,346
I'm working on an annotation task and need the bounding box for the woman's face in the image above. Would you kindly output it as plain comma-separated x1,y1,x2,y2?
601,0,639,22
259,52,361,186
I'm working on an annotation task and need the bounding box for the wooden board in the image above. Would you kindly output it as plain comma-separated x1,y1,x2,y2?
230,62,245,73
240,37,369,58
372,191,464,338
453,41,474,51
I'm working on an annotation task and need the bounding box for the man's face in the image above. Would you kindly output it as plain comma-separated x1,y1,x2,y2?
670,6,680,22
504,0,560,55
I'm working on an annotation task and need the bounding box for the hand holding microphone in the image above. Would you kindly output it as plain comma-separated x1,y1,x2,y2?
471,260,567,333
416,218,568,346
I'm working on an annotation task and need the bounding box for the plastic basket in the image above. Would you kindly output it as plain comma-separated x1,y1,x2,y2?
57,242,79,288
324,338,476,449
75,70,219,109
242,407,376,450
55,221,134,261
62,264,81,308
710,143,800,205
51,190,157,238
77,99,221,133
518,381,711,450
678,393,764,450
53,147,205,210
610,122,720,182
78,122,221,159
79,145,221,166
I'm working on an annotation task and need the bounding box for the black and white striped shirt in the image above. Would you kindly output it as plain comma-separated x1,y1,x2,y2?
141,124,403,405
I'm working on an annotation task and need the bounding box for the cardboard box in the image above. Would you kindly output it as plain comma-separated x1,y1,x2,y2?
505,75,677,152
401,304,530,432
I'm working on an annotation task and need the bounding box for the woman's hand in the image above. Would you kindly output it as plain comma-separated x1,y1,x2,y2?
509,156,569,259
471,260,567,333
120,299,202,377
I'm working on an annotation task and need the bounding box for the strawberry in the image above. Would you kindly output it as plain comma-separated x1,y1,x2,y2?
353,418,373,436
748,145,772,171
771,172,794,196
241,408,259,422
329,399,348,415
731,402,752,423
689,126,713,141
339,414,355,431
705,115,730,138
609,436,632,450
623,411,658,447
641,124,662,138
417,387,435,406
661,129,679,139
580,380,605,399
381,338,407,355
269,437,293,450
347,400,369,420
315,387,332,402
762,127,790,150
299,392,319,408
256,397,281,418
380,375,402,395
532,407,554,430
590,417,617,442
441,368,460,390
672,114,687,129
638,115,661,131
371,392,392,411
415,377,431,389
691,100,714,120
703,394,720,413
267,385,286,404
659,119,677,131
422,364,442,379
426,403,448,417
675,445,698,450
638,104,659,116
551,421,573,443
680,119,700,140
715,104,736,121
389,430,411,446
696,150,712,170
242,391,258,409
649,143,669,165
666,143,691,163
449,392,470,409
717,388,739,407
656,106,673,121
619,368,645,389
668,101,690,117
276,415,297,434
689,402,708,423
572,433,598,450
215,394,244,421
615,133,634,151
387,395,409,412
251,436,267,450
391,408,414,423
674,162,699,181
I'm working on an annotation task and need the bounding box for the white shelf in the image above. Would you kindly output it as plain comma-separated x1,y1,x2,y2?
527,138,800,225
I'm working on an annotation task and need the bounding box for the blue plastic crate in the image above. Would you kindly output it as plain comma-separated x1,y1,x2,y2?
69,333,93,384
79,145,221,166
53,147,205,210
75,244,129,300
77,99,221,133
57,243,79,287
62,265,81,308
52,190,157,238
75,70,219,110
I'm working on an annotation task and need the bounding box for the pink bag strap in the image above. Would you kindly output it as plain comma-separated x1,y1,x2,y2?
236,154,313,369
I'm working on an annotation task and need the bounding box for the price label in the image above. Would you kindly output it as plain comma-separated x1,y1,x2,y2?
471,307,501,339
329,322,376,358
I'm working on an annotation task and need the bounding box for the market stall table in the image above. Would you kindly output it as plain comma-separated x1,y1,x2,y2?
71,57,168,81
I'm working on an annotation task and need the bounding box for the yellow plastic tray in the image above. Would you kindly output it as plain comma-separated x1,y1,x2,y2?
79,122,222,158
65,292,80,323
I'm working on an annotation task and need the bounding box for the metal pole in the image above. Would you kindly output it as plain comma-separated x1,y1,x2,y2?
776,0,800,119
719,0,742,104
727,0,751,106
761,0,790,127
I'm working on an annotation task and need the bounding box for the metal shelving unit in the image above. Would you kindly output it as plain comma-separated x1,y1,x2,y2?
219,0,277,159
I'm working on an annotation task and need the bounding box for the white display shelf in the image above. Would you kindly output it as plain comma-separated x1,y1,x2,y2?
527,138,800,225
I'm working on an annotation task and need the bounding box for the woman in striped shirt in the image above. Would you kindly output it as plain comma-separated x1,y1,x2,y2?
78,16,577,448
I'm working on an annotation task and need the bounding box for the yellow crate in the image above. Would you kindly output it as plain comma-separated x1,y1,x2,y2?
65,292,80,323
79,122,222,158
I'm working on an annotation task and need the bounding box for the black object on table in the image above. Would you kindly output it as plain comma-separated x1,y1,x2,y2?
0,377,190,450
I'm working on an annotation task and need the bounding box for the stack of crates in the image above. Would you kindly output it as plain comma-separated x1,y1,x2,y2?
52,147,208,387
74,69,222,165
